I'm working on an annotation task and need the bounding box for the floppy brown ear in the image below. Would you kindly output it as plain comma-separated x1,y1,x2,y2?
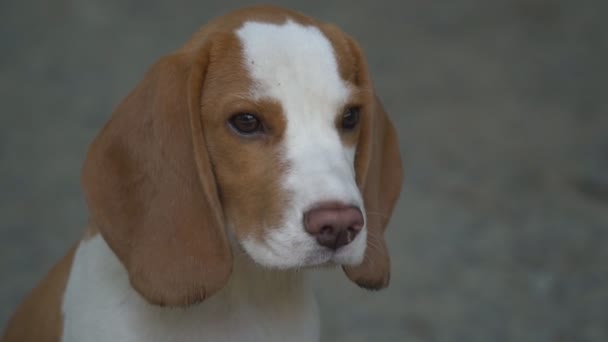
81,44,232,306
342,41,403,290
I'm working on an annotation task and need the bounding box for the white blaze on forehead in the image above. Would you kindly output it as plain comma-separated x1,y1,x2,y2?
236,20,350,108
236,19,360,208
236,20,366,268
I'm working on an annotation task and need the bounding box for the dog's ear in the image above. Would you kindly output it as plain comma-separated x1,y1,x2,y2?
81,42,232,306
342,38,403,290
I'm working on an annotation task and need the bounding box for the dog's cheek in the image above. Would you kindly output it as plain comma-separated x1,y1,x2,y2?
210,138,289,243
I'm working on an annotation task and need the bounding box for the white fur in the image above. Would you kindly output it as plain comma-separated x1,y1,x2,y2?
61,235,319,342
236,20,367,269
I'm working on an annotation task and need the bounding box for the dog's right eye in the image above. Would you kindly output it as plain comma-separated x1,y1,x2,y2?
229,113,263,135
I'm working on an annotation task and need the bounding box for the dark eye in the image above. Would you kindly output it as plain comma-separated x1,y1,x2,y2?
341,107,360,130
229,113,263,135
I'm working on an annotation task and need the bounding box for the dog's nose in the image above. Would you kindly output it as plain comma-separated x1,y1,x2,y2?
304,204,364,250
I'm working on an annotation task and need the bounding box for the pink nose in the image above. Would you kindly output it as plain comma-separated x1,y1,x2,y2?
304,204,364,250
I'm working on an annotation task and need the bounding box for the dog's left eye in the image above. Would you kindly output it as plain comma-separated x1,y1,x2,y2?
229,113,263,135
341,107,360,130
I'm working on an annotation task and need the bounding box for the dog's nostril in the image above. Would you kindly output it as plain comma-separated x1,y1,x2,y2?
304,204,364,250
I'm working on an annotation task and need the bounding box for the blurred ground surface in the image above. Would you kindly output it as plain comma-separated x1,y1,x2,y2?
1,1,607,341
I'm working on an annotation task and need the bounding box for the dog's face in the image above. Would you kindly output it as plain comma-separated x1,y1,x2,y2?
201,20,366,268
82,6,402,307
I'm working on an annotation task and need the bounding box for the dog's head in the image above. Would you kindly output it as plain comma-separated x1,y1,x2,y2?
81,5,402,306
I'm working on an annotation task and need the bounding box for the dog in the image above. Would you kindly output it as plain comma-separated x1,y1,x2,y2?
2,5,402,342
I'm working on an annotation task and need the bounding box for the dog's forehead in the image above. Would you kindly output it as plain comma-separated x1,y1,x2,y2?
235,20,351,118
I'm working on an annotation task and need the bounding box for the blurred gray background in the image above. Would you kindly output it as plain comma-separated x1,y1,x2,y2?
1,0,607,341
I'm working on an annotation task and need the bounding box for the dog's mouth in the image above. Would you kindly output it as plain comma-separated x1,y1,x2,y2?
240,241,365,269
288,239,367,269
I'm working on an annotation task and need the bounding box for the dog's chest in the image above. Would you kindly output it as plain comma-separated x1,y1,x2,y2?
60,235,320,342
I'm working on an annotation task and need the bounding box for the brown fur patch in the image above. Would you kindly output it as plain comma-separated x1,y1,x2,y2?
1,247,76,342
81,45,233,307
199,32,289,242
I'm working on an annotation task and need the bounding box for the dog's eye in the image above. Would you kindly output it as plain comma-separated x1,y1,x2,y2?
341,107,360,130
229,113,263,135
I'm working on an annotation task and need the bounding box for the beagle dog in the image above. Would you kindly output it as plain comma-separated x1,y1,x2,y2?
2,5,402,342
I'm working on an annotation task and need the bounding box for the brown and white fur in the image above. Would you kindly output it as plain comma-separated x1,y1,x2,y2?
2,5,403,342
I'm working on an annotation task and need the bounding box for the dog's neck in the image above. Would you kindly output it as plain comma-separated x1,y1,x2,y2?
61,234,320,342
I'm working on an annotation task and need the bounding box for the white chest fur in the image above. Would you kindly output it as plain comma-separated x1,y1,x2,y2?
61,235,319,342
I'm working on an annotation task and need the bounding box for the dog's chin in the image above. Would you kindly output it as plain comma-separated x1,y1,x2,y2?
238,230,367,271
301,256,362,270
240,245,365,271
